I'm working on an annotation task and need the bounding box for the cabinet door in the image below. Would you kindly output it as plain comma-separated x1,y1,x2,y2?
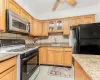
21,10,29,21
47,51,55,65
74,60,91,80
54,51,63,65
82,15,95,24
42,21,48,36
63,19,70,35
39,48,47,64
33,20,42,36
63,51,72,67
68,17,82,27
0,66,16,80
56,20,63,32
7,0,21,16
0,0,6,32
48,20,56,32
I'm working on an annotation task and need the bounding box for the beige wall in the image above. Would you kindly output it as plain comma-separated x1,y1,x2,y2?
0,32,34,44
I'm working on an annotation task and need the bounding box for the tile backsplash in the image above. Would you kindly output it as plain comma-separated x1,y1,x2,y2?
36,34,69,44
0,32,34,44
0,32,69,45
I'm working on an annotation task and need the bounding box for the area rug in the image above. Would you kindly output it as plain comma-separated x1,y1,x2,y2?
47,66,74,78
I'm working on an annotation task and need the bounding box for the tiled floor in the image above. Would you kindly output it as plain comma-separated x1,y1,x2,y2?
35,66,74,80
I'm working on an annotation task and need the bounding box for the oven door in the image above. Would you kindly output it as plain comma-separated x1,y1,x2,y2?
21,51,39,80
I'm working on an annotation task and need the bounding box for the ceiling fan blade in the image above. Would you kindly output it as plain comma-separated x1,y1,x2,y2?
66,0,77,6
52,0,59,11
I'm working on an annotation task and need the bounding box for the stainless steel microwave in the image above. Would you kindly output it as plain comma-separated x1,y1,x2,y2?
6,10,30,34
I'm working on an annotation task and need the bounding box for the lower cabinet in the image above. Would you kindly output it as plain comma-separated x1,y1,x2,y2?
0,66,16,80
0,57,17,80
47,50,55,65
39,47,47,64
63,51,72,66
39,47,72,67
74,60,91,80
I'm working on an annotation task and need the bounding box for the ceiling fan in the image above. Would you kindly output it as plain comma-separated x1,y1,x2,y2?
52,0,77,11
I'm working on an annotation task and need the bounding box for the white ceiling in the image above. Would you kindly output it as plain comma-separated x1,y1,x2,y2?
15,0,100,19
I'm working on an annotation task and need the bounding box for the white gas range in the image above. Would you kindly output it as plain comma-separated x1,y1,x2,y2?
0,39,40,80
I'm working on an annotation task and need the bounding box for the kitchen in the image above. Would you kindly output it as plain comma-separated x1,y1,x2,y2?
0,0,100,80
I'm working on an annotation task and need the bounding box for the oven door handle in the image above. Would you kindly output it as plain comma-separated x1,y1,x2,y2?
22,53,37,62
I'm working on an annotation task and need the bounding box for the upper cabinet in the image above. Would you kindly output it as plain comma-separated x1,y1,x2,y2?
0,0,6,32
42,21,48,36
0,0,95,36
82,14,95,24
48,20,55,32
56,20,63,32
6,0,21,16
48,20,63,33
21,9,30,21
63,19,70,35
33,20,42,36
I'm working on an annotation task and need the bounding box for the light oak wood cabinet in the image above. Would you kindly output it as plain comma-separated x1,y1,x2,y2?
63,51,72,66
63,19,70,35
47,50,55,65
63,15,95,35
42,21,48,36
7,0,21,16
33,20,42,36
0,66,16,80
54,51,63,65
0,57,17,80
74,60,91,80
0,0,7,32
39,47,72,67
39,47,47,64
82,14,95,24
21,9,29,21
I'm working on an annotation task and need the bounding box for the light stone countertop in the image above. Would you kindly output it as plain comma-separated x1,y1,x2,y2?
73,54,100,80
0,53,18,62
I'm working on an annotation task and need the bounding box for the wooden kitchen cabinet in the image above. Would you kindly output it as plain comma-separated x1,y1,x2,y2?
47,50,63,65
54,51,63,65
7,0,21,16
69,17,82,27
0,57,17,80
42,21,48,36
39,47,72,66
33,20,42,36
74,60,91,80
39,47,47,64
0,66,16,80
63,51,72,66
0,0,7,32
21,9,29,21
63,19,70,35
82,14,95,24
47,50,55,65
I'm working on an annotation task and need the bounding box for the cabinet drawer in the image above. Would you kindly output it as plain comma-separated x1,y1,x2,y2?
48,47,63,51
64,48,72,52
0,57,16,73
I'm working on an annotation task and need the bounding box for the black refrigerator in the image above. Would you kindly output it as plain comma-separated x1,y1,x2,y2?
70,23,100,54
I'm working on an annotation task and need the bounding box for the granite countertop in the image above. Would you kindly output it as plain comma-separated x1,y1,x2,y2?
73,54,100,80
0,54,18,62
26,43,72,48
